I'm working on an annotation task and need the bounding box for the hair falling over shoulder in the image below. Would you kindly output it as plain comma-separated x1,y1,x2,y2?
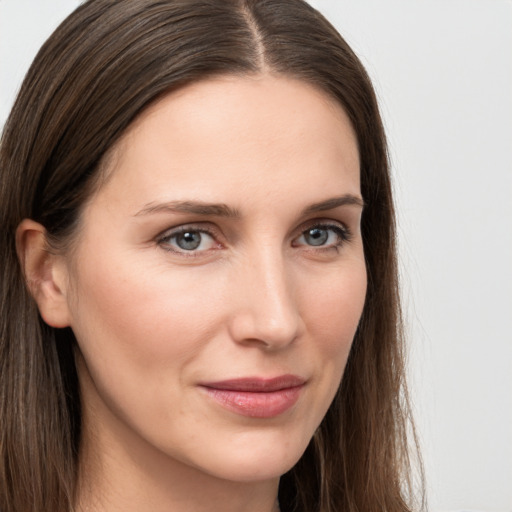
0,1,425,511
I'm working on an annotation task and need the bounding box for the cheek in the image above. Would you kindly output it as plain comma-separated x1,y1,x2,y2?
304,258,366,396
67,255,231,443
70,258,224,366
285,258,366,437
304,259,367,349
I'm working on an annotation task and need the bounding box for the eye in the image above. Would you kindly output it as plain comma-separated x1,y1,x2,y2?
158,227,219,254
294,223,351,249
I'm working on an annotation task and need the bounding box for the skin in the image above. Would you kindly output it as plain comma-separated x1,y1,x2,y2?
18,74,366,512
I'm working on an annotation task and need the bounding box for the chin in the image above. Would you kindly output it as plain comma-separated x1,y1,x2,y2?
188,431,311,483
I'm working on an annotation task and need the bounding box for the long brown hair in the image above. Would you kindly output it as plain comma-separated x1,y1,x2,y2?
0,1,423,511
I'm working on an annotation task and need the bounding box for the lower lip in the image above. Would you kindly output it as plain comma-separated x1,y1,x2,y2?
201,385,304,418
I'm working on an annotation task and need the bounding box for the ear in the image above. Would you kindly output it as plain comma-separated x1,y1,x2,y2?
16,219,72,328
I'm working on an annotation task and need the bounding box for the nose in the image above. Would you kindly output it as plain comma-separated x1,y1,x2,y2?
227,248,304,350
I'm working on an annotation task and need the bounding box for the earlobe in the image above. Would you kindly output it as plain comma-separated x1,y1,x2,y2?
16,219,72,328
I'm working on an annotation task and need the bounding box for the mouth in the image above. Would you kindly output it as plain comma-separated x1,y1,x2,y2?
199,375,306,418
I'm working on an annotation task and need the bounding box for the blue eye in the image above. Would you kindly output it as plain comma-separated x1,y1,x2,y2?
159,228,217,253
295,224,350,248
174,231,203,250
303,227,329,246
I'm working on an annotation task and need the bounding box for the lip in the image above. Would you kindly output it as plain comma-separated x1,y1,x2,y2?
199,375,306,418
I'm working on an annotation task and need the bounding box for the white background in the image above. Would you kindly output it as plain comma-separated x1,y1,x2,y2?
1,1,511,511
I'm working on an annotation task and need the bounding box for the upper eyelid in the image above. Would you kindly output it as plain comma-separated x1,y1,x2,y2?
294,223,351,243
157,223,218,240
157,218,347,235
294,217,350,235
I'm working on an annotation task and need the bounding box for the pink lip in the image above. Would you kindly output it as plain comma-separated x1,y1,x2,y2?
200,375,305,418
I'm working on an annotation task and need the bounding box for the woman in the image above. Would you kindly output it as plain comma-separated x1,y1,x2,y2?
0,1,423,511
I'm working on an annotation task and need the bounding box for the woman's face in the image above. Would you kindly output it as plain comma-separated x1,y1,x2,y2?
62,75,366,483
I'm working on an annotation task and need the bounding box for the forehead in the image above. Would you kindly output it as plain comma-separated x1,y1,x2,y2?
89,74,360,216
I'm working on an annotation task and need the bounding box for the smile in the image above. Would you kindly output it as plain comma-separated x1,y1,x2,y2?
199,375,306,418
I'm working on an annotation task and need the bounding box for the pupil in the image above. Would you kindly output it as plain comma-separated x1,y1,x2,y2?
306,228,328,246
177,231,201,250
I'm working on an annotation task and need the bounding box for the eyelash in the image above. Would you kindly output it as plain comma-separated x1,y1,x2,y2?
157,221,352,256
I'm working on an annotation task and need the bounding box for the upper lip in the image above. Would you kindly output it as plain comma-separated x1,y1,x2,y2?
200,375,306,392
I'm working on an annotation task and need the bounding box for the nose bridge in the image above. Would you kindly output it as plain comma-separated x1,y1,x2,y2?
231,241,302,349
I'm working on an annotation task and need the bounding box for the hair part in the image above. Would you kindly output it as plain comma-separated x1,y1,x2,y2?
0,1,424,511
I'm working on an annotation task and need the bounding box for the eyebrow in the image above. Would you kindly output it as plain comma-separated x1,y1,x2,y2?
301,194,365,215
134,194,364,219
134,200,241,218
